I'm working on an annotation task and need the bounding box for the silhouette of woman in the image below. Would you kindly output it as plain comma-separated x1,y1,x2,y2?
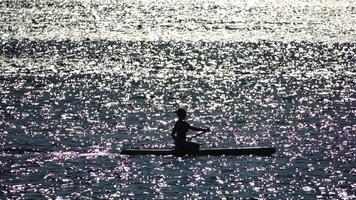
171,108,210,152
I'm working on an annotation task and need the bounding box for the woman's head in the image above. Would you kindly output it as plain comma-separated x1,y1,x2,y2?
175,108,187,119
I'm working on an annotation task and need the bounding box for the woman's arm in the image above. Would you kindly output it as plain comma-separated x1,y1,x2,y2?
190,126,210,132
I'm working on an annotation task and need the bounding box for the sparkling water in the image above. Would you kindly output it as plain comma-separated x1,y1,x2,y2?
0,0,355,199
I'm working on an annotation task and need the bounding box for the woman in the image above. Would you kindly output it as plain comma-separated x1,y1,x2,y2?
171,108,210,152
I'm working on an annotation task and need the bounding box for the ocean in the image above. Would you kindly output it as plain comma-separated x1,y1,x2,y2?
0,0,355,199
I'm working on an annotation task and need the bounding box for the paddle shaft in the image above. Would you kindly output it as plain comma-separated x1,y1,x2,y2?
187,131,208,141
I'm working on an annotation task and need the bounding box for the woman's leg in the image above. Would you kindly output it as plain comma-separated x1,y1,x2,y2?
186,142,200,151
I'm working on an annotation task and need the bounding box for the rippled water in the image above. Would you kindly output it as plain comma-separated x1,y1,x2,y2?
1,0,355,199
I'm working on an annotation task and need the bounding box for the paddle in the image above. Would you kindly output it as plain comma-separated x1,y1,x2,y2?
187,129,210,141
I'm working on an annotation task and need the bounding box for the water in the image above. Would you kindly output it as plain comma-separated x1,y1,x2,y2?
0,0,355,199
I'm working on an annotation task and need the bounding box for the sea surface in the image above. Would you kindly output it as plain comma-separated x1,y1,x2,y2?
0,0,355,199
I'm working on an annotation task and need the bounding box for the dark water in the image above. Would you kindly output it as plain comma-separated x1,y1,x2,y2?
1,0,356,199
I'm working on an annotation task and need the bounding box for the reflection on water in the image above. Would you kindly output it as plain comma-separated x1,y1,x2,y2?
1,39,354,199
0,0,355,199
0,0,355,42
